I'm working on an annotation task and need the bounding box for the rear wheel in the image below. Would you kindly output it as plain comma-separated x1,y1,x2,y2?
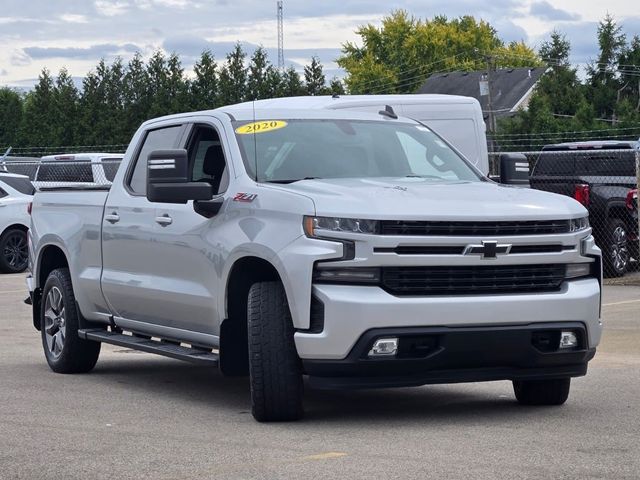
0,228,28,273
41,268,101,373
247,281,303,422
603,218,629,277
513,378,571,406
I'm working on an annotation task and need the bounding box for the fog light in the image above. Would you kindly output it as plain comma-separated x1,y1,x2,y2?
565,263,591,279
559,331,579,349
368,337,398,357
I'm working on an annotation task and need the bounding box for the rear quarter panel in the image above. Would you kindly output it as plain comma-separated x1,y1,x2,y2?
31,191,110,320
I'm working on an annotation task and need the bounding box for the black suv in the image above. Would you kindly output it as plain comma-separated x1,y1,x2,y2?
530,140,639,277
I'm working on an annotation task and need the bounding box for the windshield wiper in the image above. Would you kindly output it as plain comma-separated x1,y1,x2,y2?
265,177,322,184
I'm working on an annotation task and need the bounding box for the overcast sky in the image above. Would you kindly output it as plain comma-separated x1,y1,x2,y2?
1,0,639,88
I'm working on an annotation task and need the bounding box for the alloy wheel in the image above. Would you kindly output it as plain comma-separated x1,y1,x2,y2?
44,286,66,359
3,231,28,271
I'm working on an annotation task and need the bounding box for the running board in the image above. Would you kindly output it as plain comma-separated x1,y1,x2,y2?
78,329,219,366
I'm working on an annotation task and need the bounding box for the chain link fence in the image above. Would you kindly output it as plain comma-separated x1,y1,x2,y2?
490,148,640,278
1,156,123,190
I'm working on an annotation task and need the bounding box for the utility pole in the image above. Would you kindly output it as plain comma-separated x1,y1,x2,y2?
485,55,497,134
277,1,284,71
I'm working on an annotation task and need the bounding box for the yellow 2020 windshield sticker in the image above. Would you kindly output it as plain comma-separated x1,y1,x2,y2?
235,120,288,135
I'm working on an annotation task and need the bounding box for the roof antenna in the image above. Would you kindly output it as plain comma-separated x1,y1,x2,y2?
252,99,258,182
378,105,397,119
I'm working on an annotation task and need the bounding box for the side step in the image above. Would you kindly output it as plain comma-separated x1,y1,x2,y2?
78,329,219,366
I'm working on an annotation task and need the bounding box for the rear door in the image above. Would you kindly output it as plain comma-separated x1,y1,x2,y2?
101,123,187,331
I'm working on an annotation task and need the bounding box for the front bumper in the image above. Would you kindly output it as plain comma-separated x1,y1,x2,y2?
294,277,602,361
303,323,596,389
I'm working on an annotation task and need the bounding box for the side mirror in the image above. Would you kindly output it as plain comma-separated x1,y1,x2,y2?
499,153,530,187
146,149,213,203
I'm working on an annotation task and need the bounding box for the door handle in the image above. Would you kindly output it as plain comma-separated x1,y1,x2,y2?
155,214,172,226
104,213,120,223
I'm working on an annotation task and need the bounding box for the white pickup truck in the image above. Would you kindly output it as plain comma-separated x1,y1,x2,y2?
27,106,602,422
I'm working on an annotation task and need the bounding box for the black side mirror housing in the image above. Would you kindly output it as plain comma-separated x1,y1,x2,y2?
146,149,213,203
499,153,530,187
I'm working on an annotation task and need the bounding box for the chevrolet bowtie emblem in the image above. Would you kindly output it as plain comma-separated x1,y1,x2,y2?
463,240,511,259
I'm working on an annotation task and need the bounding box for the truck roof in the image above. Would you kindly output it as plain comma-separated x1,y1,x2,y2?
143,106,422,126
227,94,478,111
40,153,123,161
542,140,639,151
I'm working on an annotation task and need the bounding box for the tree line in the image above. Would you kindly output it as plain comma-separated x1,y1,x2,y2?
497,15,640,150
0,44,343,152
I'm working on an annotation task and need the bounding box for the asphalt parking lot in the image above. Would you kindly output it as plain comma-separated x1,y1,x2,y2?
1,273,639,480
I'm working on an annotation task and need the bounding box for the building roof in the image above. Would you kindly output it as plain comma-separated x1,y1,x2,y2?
418,67,546,119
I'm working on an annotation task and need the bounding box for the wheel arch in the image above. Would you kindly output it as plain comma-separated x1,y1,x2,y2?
31,244,70,331
219,255,284,376
1,222,29,237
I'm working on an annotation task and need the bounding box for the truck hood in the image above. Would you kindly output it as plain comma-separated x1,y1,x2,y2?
276,177,587,221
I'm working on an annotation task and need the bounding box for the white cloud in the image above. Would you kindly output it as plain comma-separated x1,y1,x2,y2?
94,0,130,16
59,14,89,24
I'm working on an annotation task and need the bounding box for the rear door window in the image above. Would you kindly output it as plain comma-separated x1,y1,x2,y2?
101,159,122,182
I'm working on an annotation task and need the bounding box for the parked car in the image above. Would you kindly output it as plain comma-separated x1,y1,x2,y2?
0,173,33,273
33,153,123,190
529,140,638,276
27,106,601,422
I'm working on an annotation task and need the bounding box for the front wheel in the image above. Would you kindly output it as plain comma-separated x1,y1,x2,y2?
247,281,303,422
41,268,101,373
513,378,571,406
603,218,629,277
0,228,28,273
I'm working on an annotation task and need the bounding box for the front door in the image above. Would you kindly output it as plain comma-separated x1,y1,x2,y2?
101,121,230,343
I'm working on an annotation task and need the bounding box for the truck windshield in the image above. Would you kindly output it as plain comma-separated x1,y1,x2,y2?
233,119,482,183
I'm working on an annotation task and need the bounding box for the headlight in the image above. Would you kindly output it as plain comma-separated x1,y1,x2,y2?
304,216,379,237
569,216,589,232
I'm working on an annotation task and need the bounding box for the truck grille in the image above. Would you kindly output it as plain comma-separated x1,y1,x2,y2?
380,220,571,236
381,264,566,296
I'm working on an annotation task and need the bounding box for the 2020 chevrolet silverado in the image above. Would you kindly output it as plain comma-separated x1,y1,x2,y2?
27,106,602,422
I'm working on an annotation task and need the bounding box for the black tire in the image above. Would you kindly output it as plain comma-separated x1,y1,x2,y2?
247,281,303,422
40,268,101,373
0,228,28,273
513,378,571,406
603,218,629,277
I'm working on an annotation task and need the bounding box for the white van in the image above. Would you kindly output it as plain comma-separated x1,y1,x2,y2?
237,95,489,174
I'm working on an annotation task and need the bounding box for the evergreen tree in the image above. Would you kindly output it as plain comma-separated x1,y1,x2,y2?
19,68,57,148
123,53,151,137
166,53,189,114
247,47,273,100
281,66,305,97
586,14,626,120
0,88,23,148
191,50,218,110
304,56,326,95
329,77,346,96
218,43,247,105
536,31,586,117
53,68,79,146
618,35,640,116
